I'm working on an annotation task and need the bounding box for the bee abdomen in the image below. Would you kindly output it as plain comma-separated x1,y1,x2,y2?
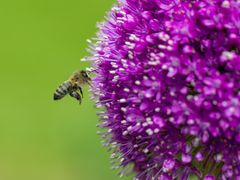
53,81,72,100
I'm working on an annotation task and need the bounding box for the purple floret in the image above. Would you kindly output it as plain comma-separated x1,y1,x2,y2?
87,0,240,179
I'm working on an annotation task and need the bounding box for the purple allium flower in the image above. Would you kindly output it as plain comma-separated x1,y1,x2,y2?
87,0,240,179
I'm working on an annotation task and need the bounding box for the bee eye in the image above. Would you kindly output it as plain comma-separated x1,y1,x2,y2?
82,72,88,77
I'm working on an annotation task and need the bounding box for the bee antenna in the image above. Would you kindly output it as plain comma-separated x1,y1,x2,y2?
85,67,94,74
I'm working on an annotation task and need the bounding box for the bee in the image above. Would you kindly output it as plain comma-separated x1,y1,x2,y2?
53,70,91,104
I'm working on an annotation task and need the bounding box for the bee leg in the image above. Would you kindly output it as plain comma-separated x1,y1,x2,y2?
78,92,82,104
79,87,83,98
87,80,92,87
69,91,81,104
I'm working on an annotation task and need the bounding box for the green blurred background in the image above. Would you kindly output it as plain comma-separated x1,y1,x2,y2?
0,0,130,179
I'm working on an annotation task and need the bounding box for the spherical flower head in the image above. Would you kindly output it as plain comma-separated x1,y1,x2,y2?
87,0,240,179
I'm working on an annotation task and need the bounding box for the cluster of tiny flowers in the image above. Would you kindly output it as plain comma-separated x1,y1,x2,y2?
87,0,240,179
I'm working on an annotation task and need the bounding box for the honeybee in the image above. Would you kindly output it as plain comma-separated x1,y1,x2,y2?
53,70,91,104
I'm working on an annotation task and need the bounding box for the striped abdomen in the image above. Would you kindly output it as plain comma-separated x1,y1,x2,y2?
53,81,72,100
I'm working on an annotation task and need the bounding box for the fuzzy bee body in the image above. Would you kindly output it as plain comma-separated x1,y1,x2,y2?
53,70,91,103
53,81,72,100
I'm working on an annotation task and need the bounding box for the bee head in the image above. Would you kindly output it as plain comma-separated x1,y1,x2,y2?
80,70,91,82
